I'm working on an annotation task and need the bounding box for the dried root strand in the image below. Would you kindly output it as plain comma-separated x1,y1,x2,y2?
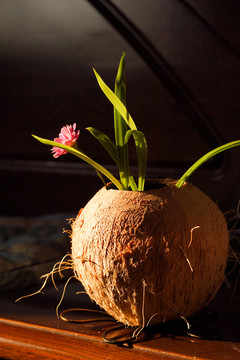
229,268,240,304
132,279,146,339
225,200,240,301
16,253,75,302
15,273,50,303
180,246,194,273
56,275,76,318
188,226,200,248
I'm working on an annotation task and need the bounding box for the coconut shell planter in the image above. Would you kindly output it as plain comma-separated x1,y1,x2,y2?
71,179,229,327
33,54,240,334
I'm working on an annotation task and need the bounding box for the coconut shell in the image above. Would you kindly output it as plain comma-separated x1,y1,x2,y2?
71,179,229,326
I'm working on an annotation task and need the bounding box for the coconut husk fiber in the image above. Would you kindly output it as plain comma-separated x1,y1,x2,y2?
71,179,229,327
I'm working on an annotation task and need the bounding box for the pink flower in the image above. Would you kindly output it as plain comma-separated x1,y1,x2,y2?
51,123,80,158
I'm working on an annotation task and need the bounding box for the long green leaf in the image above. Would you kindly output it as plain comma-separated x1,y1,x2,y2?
176,140,240,188
86,127,118,165
32,135,122,190
114,53,129,190
93,68,137,131
125,130,148,191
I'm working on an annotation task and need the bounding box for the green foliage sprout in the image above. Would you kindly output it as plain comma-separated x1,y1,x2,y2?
33,53,240,191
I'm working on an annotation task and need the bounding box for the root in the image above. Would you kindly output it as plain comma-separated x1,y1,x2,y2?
226,200,240,301
145,286,184,326
226,199,240,233
226,245,240,277
46,253,74,291
226,244,240,302
223,201,240,298
229,268,240,304
16,272,50,303
146,312,161,327
180,246,193,272
16,253,75,303
63,217,76,237
132,279,146,339
56,275,76,318
179,226,200,273
15,253,100,322
179,315,191,330
188,226,200,248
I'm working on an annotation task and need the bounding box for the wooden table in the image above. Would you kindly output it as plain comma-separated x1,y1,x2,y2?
0,275,239,360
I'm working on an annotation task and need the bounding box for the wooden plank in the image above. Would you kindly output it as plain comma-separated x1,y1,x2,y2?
0,317,192,360
0,315,240,360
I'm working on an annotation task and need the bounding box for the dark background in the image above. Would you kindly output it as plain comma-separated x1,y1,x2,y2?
1,0,240,216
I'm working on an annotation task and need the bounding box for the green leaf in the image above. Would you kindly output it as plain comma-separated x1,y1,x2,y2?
125,130,148,191
176,140,240,188
93,68,137,131
114,53,129,190
32,135,122,190
86,127,118,165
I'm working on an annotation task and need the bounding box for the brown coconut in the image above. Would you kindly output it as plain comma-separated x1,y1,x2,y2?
71,179,229,327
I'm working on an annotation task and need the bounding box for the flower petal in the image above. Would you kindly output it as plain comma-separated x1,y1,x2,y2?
51,124,80,158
